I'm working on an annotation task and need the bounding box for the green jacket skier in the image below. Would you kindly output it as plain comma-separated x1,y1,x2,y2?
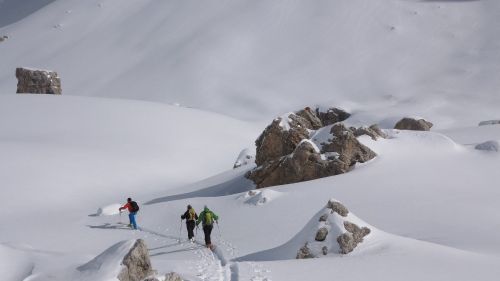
196,206,219,248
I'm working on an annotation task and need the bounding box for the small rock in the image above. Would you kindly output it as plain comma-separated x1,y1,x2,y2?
475,140,499,152
315,227,328,241
394,117,433,131
319,213,329,222
322,246,328,255
296,243,315,259
337,221,371,254
327,200,349,217
478,120,500,126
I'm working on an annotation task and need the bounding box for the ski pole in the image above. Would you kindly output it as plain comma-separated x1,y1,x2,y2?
216,221,222,239
179,219,183,243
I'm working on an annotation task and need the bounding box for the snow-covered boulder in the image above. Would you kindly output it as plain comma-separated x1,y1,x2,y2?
78,239,155,281
295,199,371,258
315,107,351,126
254,113,311,166
0,35,7,42
247,140,348,188
475,140,499,152
16,67,62,95
321,123,377,166
478,120,500,126
394,117,433,131
233,148,255,169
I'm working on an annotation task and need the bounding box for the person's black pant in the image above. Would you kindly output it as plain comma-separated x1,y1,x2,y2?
186,220,195,239
203,224,213,245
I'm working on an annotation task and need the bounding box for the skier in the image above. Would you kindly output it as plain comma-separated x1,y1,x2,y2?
196,205,219,249
119,198,139,230
180,205,198,242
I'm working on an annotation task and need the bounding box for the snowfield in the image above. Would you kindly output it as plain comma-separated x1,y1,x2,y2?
1,0,500,280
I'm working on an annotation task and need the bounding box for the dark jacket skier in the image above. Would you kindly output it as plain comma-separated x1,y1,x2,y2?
181,205,198,241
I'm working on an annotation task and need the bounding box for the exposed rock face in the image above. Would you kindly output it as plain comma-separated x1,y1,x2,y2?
117,239,154,281
315,107,351,126
16,67,62,95
254,113,310,166
394,117,433,131
296,243,315,259
296,107,323,129
479,120,500,126
327,200,349,217
319,213,329,222
322,123,377,167
353,124,388,140
247,140,347,188
315,227,328,241
337,221,371,254
475,140,499,152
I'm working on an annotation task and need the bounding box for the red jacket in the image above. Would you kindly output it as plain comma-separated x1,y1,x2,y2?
119,202,133,212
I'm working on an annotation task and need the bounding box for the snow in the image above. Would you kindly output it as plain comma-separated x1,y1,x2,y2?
94,204,122,217
1,1,500,280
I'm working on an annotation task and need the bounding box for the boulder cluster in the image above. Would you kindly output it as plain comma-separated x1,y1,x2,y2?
16,67,62,95
296,200,371,258
246,107,381,188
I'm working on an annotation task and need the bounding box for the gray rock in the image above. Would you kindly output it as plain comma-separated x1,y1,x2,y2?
315,227,329,241
254,113,310,166
296,243,315,259
327,200,349,217
315,107,351,126
142,277,160,281
164,272,184,281
319,213,329,222
322,246,328,255
369,124,388,138
296,107,323,129
478,120,500,126
337,221,371,254
394,117,433,131
475,140,499,152
0,35,7,42
16,67,62,95
117,239,154,281
353,124,387,140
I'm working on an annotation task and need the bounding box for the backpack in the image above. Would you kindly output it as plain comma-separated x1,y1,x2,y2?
130,201,139,212
205,212,213,225
188,209,196,221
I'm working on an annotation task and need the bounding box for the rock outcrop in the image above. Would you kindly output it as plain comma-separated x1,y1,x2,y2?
16,67,62,95
117,239,154,281
478,120,500,126
247,108,376,189
394,117,433,131
295,200,371,258
475,140,499,152
315,107,351,126
0,35,7,42
337,221,371,254
254,113,311,166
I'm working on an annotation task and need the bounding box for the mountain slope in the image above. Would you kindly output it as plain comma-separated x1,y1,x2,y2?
1,0,500,124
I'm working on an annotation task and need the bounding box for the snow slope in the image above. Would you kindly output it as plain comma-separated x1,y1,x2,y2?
1,0,500,125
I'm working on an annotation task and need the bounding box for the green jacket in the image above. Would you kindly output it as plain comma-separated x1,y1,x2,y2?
196,207,219,226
